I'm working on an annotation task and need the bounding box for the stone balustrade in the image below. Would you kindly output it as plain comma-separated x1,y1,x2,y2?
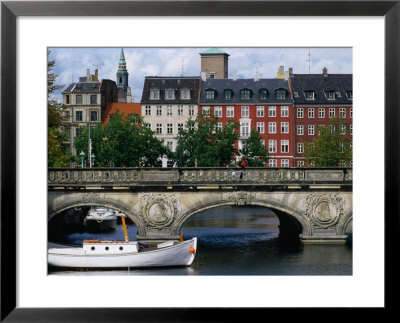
48,167,352,188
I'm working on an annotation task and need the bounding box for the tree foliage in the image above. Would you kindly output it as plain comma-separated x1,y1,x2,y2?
74,111,171,167
303,117,352,167
48,50,74,167
239,129,269,167
175,115,239,167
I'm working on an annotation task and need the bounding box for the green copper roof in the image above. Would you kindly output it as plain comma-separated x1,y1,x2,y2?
119,48,126,65
200,48,229,55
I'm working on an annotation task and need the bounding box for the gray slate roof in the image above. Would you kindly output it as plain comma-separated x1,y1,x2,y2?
199,78,292,104
290,74,352,105
140,76,201,104
62,82,101,94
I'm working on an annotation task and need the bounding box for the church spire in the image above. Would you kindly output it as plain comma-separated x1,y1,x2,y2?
116,48,131,103
118,48,127,70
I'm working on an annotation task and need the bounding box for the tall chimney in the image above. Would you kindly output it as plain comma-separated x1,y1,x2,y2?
254,71,259,82
233,72,237,81
322,67,328,77
94,69,98,81
87,69,90,80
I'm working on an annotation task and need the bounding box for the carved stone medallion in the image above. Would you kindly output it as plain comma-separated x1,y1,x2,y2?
224,192,256,206
304,193,344,229
138,193,180,229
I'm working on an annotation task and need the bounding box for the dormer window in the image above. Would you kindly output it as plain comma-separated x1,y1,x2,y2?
206,89,216,100
326,91,336,100
240,89,251,100
346,91,353,99
224,89,233,99
150,89,160,100
165,89,175,100
304,91,315,100
180,88,191,100
276,89,287,100
259,89,268,100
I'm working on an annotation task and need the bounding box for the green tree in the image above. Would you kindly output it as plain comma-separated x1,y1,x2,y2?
303,117,352,167
74,111,171,167
175,115,239,167
240,129,269,167
48,50,74,167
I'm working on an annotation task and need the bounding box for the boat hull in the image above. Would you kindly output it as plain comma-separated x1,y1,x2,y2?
48,238,197,268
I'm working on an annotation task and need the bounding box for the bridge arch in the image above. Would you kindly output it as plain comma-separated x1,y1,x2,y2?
174,196,308,239
48,193,146,236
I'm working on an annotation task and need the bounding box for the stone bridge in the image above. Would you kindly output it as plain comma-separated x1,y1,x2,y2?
48,167,353,244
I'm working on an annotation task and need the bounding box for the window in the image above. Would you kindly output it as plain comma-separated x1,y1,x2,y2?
350,108,353,118
75,111,82,122
214,106,222,117
276,89,286,99
156,123,162,134
177,105,184,116
281,140,289,153
304,91,315,100
166,140,173,151
202,106,210,116
256,106,264,117
346,91,353,99
206,90,215,99
329,108,335,118
180,88,190,99
189,105,194,116
297,108,304,118
76,95,82,104
339,108,346,118
256,122,265,134
241,106,249,117
90,95,97,105
326,91,336,100
259,89,268,99
281,122,289,134
341,125,346,134
268,122,276,134
318,108,325,118
240,122,250,137
167,123,173,134
224,89,233,99
167,105,173,116
268,106,276,117
297,125,304,135
281,159,289,167
65,95,70,104
90,110,98,122
64,110,70,119
350,125,353,135
150,89,160,100
157,105,162,116
178,123,184,133
240,89,251,100
297,142,304,154
268,140,277,153
281,106,289,117
145,105,151,116
226,106,234,118
76,127,82,137
216,122,222,131
269,159,277,167
308,125,315,135
165,89,175,100
145,123,151,129
308,108,315,118
298,161,305,167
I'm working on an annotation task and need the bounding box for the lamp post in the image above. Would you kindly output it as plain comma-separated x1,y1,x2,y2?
91,153,95,167
79,151,85,168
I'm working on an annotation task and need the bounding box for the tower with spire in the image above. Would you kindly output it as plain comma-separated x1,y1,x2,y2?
116,48,132,103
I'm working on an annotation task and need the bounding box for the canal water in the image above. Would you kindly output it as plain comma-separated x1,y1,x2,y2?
48,206,352,276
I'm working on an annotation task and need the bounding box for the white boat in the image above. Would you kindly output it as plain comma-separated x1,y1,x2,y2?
48,215,197,269
84,207,117,232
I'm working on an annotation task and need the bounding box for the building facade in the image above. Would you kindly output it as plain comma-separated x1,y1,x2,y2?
140,76,201,152
289,68,353,167
198,74,295,167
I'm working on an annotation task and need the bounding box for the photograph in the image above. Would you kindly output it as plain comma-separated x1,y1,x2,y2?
47,47,353,276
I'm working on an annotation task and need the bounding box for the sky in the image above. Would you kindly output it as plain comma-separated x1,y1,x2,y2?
49,47,352,103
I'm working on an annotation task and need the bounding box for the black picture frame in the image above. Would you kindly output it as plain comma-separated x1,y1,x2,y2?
1,1,397,321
